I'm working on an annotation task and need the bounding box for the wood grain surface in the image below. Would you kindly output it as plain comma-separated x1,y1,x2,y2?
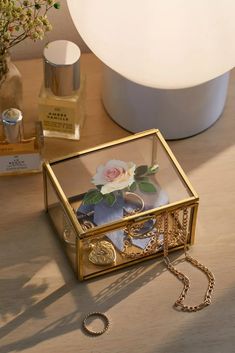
0,54,234,353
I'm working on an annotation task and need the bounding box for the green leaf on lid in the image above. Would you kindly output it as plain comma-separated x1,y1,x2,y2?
138,181,157,193
104,192,116,207
135,165,148,177
83,189,103,205
147,164,159,174
129,181,137,192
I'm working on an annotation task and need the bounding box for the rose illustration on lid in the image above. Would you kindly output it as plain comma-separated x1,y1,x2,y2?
83,159,159,207
92,160,136,194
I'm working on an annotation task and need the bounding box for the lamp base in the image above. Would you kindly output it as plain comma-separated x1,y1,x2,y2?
102,65,230,139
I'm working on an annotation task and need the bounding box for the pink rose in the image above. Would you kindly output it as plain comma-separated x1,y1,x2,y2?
92,160,136,194
104,167,125,182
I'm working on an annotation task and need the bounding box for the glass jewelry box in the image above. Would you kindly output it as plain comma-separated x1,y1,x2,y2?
43,129,199,280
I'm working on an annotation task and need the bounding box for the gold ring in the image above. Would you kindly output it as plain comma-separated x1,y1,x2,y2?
82,312,110,336
123,192,145,215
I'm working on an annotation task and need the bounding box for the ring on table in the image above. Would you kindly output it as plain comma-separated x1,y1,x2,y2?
82,312,110,336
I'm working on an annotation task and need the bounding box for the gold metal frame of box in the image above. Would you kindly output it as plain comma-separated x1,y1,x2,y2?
43,129,199,280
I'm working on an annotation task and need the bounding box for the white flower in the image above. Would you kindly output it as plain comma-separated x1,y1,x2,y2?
92,159,136,194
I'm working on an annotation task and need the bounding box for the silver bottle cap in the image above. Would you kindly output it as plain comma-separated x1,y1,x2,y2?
43,40,81,96
2,108,24,143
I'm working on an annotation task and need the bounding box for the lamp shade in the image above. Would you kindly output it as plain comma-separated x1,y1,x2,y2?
67,0,235,89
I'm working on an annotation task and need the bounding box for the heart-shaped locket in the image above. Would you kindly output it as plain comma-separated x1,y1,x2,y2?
88,240,116,266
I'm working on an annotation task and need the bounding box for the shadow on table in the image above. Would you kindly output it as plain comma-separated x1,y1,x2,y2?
0,251,185,352
0,177,183,353
167,74,235,174
2,78,235,351
146,286,235,353
0,277,48,321
0,211,62,321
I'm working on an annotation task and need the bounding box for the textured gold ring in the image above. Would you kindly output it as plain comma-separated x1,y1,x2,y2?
82,312,110,336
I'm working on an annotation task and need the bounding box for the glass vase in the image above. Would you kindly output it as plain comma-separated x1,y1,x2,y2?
0,53,23,116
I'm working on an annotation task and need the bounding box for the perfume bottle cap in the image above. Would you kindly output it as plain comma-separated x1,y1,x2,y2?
2,108,24,143
43,40,81,96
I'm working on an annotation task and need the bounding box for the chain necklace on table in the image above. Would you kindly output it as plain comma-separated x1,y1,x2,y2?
163,208,215,312
77,200,215,312
122,207,215,311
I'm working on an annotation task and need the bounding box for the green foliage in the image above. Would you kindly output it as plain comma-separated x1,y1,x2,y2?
134,164,159,193
129,181,137,192
104,192,116,206
53,2,60,9
138,181,157,193
82,163,159,207
135,165,148,178
83,189,103,206
0,0,60,56
135,164,159,180
147,164,159,174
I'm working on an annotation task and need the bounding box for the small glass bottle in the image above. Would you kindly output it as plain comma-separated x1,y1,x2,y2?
0,108,43,175
38,40,85,140
1,108,24,143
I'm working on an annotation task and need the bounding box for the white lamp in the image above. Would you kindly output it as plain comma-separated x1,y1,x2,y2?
67,0,235,138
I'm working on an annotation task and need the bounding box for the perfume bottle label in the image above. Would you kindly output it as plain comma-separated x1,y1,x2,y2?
39,104,76,134
0,153,42,174
0,139,36,155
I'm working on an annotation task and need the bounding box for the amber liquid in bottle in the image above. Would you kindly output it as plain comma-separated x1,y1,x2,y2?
38,77,85,140
38,40,85,140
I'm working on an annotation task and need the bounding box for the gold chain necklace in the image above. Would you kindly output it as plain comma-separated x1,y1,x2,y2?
121,232,162,259
77,203,215,312
163,208,215,312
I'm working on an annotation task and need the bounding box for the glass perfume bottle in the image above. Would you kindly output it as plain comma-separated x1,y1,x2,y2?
38,40,85,140
0,108,43,175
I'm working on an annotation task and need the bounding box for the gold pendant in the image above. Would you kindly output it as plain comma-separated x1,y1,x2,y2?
88,240,116,266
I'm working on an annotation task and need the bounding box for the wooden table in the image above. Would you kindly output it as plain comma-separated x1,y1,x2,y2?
0,54,235,353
